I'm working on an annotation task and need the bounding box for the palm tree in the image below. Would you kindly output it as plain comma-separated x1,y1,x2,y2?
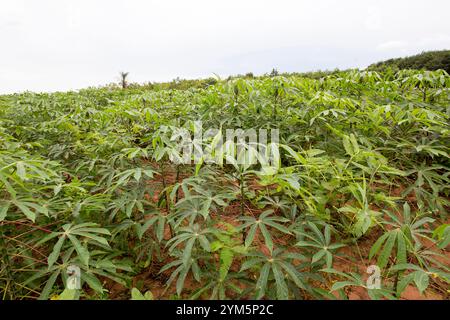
120,72,129,89
270,68,279,77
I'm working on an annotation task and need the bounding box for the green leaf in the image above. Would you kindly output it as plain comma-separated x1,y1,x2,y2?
137,217,157,239
331,281,357,291
397,273,414,296
396,230,407,265
245,224,258,248
72,231,110,247
16,161,26,180
72,202,82,217
272,264,288,300
53,184,62,196
133,168,142,182
144,291,154,300
325,251,333,268
0,174,16,197
38,269,60,300
219,248,234,281
210,241,224,252
47,235,66,269
343,135,353,155
182,238,195,267
195,157,204,176
377,231,396,269
312,250,326,264
156,216,165,242
131,287,146,300
57,288,79,300
280,144,302,163
14,201,36,222
255,263,270,299
259,224,274,253
369,231,389,259
82,272,104,293
198,235,210,252
349,134,360,154
413,271,429,294
0,203,9,221
68,234,90,267
176,265,190,296
279,261,306,289
324,224,331,245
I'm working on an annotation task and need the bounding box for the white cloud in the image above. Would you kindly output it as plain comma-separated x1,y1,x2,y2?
0,0,449,94
376,34,450,55
417,34,450,50
376,41,409,51
364,6,383,31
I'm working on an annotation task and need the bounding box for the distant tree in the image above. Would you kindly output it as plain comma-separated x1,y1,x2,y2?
120,72,129,89
270,68,279,77
203,77,218,88
368,50,450,73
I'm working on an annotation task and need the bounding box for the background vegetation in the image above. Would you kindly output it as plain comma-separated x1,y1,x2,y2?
0,67,449,300
369,50,450,74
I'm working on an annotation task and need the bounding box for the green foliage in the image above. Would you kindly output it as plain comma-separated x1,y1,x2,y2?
369,50,450,73
0,68,448,300
240,209,292,253
131,287,154,300
296,222,345,268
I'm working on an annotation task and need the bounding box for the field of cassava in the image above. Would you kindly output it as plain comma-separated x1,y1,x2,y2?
0,69,449,300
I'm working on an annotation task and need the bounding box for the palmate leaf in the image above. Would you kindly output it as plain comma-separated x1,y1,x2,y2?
259,224,274,252
396,230,407,265
370,229,408,269
390,263,436,296
342,134,358,156
16,161,26,180
244,224,258,248
68,234,90,266
110,168,156,191
240,210,291,252
0,172,17,197
39,269,61,300
0,202,10,221
177,263,191,296
369,232,390,260
13,200,48,222
413,271,429,294
278,260,307,290
255,264,270,299
43,223,111,269
182,238,196,266
377,231,396,269
312,250,327,264
47,236,66,268
137,216,158,239
244,249,307,299
295,222,344,268
219,248,234,281
167,224,212,267
272,264,289,300
432,224,450,249
331,280,358,291
396,272,415,296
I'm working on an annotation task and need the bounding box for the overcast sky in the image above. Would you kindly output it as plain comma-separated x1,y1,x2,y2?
1,0,449,94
